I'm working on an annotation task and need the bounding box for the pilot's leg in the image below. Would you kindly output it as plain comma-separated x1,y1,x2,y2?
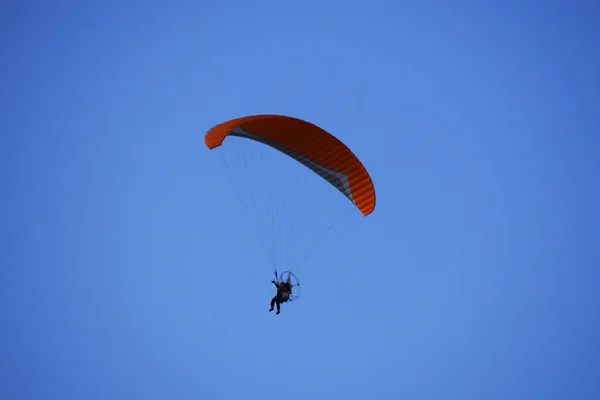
269,296,277,312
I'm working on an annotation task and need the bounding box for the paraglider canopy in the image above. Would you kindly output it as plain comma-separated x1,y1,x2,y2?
205,114,376,216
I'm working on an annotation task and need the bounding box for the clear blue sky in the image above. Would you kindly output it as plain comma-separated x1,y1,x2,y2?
2,1,600,399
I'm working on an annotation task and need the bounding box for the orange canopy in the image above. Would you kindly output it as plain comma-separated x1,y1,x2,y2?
205,115,376,216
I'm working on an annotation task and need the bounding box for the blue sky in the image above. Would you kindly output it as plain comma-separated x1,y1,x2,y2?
2,1,600,399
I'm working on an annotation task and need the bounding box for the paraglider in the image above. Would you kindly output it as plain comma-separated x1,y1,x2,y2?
268,271,300,315
205,114,376,312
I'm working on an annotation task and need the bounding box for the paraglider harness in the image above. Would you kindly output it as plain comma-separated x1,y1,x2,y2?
277,281,292,303
272,280,291,303
273,271,301,303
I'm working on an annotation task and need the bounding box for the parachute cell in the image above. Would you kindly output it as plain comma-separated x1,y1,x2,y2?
205,115,376,216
